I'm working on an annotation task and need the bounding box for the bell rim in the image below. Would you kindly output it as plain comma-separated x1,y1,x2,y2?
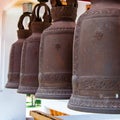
68,95,120,114
17,86,38,94
68,104,120,114
35,88,72,99
5,82,19,89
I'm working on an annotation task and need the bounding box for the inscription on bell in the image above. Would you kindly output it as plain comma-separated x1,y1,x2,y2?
55,44,61,50
94,31,103,40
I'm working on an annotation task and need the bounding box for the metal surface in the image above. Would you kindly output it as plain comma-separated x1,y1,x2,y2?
68,0,120,114
35,0,78,99
6,12,31,89
17,2,51,94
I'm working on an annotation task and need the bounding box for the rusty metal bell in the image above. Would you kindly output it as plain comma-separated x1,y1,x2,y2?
5,12,32,89
17,2,51,94
68,0,120,114
35,0,78,99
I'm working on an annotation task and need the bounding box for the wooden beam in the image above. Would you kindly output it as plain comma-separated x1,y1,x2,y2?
30,111,63,120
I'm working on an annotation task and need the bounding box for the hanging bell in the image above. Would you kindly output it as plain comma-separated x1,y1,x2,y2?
68,0,120,114
17,2,51,94
35,0,78,99
5,12,32,89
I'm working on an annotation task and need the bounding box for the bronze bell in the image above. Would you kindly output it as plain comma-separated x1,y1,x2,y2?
5,12,31,89
35,0,78,99
17,2,51,94
68,0,120,114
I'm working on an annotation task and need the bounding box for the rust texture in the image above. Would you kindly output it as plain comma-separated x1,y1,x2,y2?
68,0,120,113
35,0,78,99
17,2,51,94
6,12,32,89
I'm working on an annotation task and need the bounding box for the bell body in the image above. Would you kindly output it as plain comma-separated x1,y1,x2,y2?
68,0,120,113
35,5,77,99
6,30,31,89
18,22,50,94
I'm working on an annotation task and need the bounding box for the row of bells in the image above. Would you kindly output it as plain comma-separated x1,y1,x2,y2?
5,0,120,114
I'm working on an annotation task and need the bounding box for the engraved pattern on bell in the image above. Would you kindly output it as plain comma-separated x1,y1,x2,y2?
35,0,78,99
68,0,120,114
6,12,32,89
18,3,51,94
